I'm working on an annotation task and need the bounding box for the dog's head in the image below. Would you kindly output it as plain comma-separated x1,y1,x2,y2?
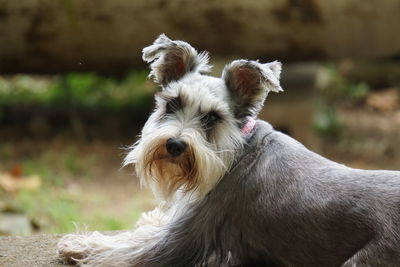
124,34,282,200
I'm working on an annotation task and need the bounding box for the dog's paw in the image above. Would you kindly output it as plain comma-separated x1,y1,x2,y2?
57,234,91,264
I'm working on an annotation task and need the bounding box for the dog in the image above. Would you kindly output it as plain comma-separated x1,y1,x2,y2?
58,34,400,267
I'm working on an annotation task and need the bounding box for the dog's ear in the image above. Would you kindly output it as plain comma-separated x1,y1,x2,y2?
142,34,212,87
222,60,283,119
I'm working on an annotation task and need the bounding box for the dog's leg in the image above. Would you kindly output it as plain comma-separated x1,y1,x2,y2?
341,241,399,267
58,230,140,266
135,201,280,267
57,203,170,266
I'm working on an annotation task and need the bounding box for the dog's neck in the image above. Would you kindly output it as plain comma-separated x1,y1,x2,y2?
241,117,256,135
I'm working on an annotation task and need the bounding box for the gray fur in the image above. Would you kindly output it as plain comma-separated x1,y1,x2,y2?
139,120,400,267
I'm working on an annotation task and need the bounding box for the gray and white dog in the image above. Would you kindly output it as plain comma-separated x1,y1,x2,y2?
58,34,400,267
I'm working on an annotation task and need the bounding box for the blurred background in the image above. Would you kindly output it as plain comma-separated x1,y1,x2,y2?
0,0,399,236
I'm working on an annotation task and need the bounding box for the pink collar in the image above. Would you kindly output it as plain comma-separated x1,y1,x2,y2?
241,117,256,135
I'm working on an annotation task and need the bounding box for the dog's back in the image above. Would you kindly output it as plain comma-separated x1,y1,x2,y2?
231,120,400,266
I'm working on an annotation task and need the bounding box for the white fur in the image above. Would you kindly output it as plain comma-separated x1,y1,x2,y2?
58,201,186,267
124,73,244,200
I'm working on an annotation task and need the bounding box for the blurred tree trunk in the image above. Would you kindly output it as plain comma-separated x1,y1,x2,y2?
0,0,399,73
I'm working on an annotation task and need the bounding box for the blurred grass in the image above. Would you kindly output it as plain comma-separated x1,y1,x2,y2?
0,141,151,234
10,188,143,233
14,189,80,233
10,188,144,233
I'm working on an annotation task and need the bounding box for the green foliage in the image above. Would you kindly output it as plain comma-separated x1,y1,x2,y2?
0,71,155,112
313,100,342,141
314,65,370,140
0,75,54,105
320,65,370,104
343,82,369,102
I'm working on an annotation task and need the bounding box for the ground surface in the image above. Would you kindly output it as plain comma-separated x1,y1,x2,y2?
0,234,69,267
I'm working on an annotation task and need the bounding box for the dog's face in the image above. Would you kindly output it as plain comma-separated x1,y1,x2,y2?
124,34,283,199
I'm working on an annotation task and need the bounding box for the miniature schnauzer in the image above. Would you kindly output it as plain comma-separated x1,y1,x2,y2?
58,34,400,267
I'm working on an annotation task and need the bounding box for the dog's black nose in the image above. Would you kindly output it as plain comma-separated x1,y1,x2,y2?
166,138,187,157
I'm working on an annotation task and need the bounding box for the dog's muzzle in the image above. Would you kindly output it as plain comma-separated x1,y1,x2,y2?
166,138,187,157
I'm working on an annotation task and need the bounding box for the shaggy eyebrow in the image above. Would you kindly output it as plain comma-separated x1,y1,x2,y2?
156,92,183,112
198,103,226,118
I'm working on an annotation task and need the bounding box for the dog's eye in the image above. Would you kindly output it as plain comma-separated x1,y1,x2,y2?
202,111,221,128
165,97,182,113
